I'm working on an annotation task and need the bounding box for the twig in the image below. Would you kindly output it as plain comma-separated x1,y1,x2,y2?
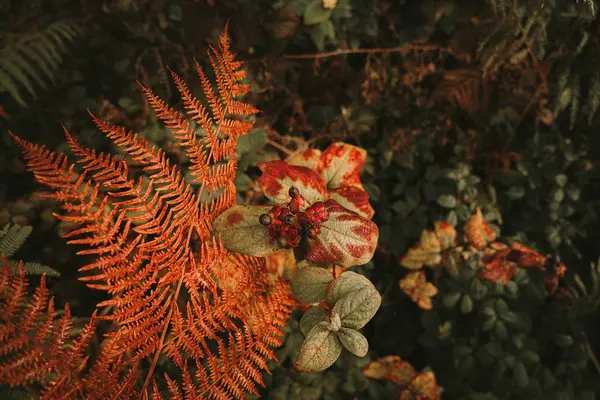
584,331,600,376
267,139,293,155
248,41,442,63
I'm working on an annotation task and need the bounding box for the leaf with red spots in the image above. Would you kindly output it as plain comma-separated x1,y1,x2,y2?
287,148,324,172
212,205,281,257
362,355,417,386
399,271,438,310
464,208,496,250
257,160,328,204
305,200,379,267
400,222,457,270
329,186,375,219
320,142,367,189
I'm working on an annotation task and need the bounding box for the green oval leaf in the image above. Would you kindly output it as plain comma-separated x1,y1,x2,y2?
291,266,334,304
337,328,368,357
333,285,381,329
300,306,329,336
304,0,333,25
212,205,280,257
305,200,379,267
294,322,343,372
437,194,458,209
325,271,371,307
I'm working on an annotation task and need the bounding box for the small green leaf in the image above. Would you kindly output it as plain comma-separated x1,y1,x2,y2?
333,285,381,329
460,294,473,314
325,271,371,306
513,363,529,388
300,306,329,336
294,322,343,372
291,267,334,304
437,194,457,209
442,292,461,308
304,0,332,25
212,205,280,257
554,334,574,348
337,328,368,357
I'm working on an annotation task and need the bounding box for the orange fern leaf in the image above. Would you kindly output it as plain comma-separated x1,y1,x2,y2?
8,25,293,399
0,256,135,399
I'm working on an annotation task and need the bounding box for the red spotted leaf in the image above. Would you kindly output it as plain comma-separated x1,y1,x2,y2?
362,355,417,387
287,148,324,172
329,186,375,219
464,208,496,250
305,200,378,267
400,222,457,270
212,205,280,257
258,160,328,204
320,142,367,189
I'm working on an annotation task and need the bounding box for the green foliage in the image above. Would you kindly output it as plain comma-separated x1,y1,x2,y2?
0,20,82,106
0,223,59,276
293,270,381,372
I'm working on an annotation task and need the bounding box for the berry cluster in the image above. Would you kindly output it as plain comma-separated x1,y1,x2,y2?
259,187,330,249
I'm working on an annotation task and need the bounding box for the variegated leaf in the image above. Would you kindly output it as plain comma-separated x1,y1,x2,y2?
212,205,280,257
257,160,328,204
329,186,375,219
305,200,379,267
287,148,324,172
320,142,367,189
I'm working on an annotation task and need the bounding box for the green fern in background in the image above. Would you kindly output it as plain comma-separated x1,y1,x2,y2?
0,20,82,107
0,223,60,276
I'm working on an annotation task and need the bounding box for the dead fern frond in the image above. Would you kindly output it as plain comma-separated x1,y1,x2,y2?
7,25,293,399
436,69,488,114
0,257,134,399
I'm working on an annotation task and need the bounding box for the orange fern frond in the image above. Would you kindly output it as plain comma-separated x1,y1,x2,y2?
8,25,293,399
0,257,135,399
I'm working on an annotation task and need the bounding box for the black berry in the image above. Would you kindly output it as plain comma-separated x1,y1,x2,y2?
289,186,300,199
259,214,272,226
284,214,296,225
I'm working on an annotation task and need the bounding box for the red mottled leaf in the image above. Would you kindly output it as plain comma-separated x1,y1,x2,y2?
400,222,457,270
507,242,548,270
257,160,328,204
464,208,496,250
287,148,324,172
403,370,443,400
399,271,438,310
212,205,281,257
305,200,378,267
362,355,417,386
479,255,518,284
320,142,367,189
329,186,375,219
